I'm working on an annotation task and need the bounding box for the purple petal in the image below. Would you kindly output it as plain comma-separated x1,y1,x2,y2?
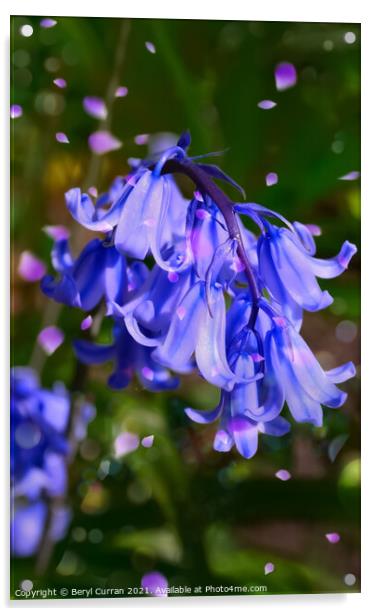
185,399,224,424
145,41,156,54
264,562,275,575
326,361,356,384
214,428,233,452
141,571,168,597
88,130,122,155
325,532,340,544
275,62,297,91
56,132,69,144
141,435,154,448
114,432,139,457
228,415,259,459
266,172,278,187
338,171,360,181
11,502,47,557
43,225,70,241
80,315,93,331
88,186,98,198
83,96,108,120
53,78,67,89
18,251,46,282
115,86,128,97
40,18,57,28
37,326,64,355
10,104,23,119
134,134,150,145
309,241,357,279
258,100,277,110
275,469,291,481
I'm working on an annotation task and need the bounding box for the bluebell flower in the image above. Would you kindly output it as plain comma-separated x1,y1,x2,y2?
41,237,132,312
74,319,179,391
66,149,192,272
256,217,357,323
11,367,94,556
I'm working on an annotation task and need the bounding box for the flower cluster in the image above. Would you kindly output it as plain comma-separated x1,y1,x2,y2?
42,132,357,459
11,367,95,556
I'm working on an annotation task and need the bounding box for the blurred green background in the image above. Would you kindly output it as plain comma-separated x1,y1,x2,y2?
11,16,360,597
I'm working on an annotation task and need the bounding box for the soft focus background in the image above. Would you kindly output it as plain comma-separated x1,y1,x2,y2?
11,16,360,596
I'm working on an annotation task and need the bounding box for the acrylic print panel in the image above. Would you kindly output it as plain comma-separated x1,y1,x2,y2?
10,15,360,600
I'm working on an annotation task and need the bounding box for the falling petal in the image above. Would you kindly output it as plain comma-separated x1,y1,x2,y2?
80,315,93,331
134,134,149,145
258,100,277,110
88,186,98,198
264,562,275,575
266,172,278,187
18,251,46,282
83,96,108,120
40,18,57,28
115,86,128,98
114,432,139,457
141,435,154,448
275,62,297,91
10,104,23,119
37,326,64,355
56,132,69,144
145,41,156,54
168,271,179,283
275,469,291,481
53,78,67,89
43,225,70,241
88,131,122,155
141,571,168,597
338,171,360,181
325,532,340,544
306,224,322,237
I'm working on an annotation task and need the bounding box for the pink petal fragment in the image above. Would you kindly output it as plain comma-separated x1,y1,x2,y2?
264,562,275,575
80,315,93,331
115,86,128,98
275,469,291,481
37,326,64,355
275,62,297,91
53,78,67,89
325,532,341,544
266,172,278,187
10,104,23,119
338,171,360,181
56,132,69,144
40,18,57,28
194,190,204,202
141,435,155,448
258,100,277,110
114,432,139,457
176,306,186,320
43,225,70,241
168,271,179,283
306,224,322,237
141,571,168,597
88,186,98,198
18,251,46,282
141,366,154,380
145,41,156,54
88,131,122,155
134,134,150,146
83,96,108,120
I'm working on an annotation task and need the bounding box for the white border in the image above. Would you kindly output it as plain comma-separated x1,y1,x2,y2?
2,0,376,613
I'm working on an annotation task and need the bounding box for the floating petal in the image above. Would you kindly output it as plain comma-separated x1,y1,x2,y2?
141,571,168,597
43,225,70,241
275,62,297,91
338,171,360,181
10,104,23,119
275,469,291,481
141,435,154,448
88,130,122,155
115,86,128,97
80,315,93,331
258,100,277,110
56,132,69,144
83,96,108,120
114,432,139,457
37,326,64,355
40,18,57,28
145,41,156,54
53,78,66,89
266,172,278,187
18,251,46,282
264,562,275,575
325,532,340,544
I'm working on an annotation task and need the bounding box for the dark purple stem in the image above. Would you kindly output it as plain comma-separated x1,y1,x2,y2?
159,157,260,327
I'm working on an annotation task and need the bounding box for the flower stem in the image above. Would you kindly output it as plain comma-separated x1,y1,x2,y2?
159,158,260,327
